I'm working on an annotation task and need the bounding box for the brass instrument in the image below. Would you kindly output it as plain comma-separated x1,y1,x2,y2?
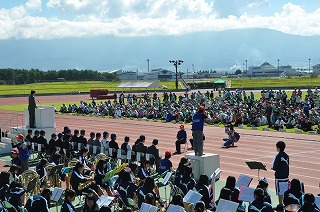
134,177,140,185
19,170,40,195
78,173,95,191
45,164,61,187
115,163,128,174
94,153,109,166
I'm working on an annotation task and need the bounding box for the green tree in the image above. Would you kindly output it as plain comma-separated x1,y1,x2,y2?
235,69,242,75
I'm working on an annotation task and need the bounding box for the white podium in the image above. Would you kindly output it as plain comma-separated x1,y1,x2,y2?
185,153,220,181
24,106,55,128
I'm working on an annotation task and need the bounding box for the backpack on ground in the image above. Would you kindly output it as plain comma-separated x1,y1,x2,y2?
234,131,240,142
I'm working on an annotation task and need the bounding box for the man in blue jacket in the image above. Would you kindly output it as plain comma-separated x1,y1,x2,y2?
192,106,207,156
12,134,30,173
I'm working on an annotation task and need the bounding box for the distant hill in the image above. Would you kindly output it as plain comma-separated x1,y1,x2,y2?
0,28,319,72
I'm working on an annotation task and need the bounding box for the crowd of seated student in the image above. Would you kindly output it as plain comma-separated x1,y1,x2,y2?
58,88,320,134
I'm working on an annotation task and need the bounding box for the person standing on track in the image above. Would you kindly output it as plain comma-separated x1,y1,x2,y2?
191,106,207,156
28,90,37,128
272,141,289,211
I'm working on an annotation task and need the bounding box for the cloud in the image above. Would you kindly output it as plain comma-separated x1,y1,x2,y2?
25,0,42,11
0,2,320,39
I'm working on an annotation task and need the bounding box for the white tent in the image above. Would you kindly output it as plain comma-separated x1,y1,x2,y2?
117,81,162,88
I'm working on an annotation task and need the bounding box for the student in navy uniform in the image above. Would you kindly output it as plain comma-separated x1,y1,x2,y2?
158,150,173,175
47,133,57,156
70,129,79,151
25,188,51,212
191,106,207,156
137,160,151,181
94,159,108,189
87,132,95,155
147,139,160,171
77,129,88,150
61,189,76,212
135,135,148,153
175,124,187,154
283,178,303,207
25,129,33,150
214,187,232,210
108,133,119,159
136,177,160,208
36,159,48,188
257,178,272,204
115,169,138,207
101,131,109,152
55,133,64,154
33,130,40,146
78,148,92,175
7,181,26,212
83,193,99,212
121,136,132,154
93,132,101,154
224,176,245,211
178,166,196,195
196,174,213,209
248,188,273,212
63,134,72,159
38,130,48,152
272,141,289,211
10,149,22,176
297,193,320,212
0,172,10,201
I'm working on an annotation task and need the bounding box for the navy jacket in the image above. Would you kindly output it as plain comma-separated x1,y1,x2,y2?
248,199,273,212
192,111,207,131
273,151,289,179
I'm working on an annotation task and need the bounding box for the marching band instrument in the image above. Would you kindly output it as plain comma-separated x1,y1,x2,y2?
45,164,61,187
78,173,96,191
94,153,109,166
19,170,40,195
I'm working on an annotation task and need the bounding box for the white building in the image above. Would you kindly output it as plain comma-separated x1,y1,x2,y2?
247,62,294,77
143,68,176,80
313,64,320,74
109,70,137,80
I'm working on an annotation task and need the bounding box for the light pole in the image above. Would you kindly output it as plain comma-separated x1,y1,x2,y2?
277,59,280,77
170,60,184,90
147,59,150,72
309,58,311,74
187,69,189,79
243,63,245,73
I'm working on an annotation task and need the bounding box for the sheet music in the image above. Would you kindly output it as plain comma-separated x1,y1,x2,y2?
50,188,64,202
235,174,253,188
211,168,222,203
166,204,185,212
139,203,158,212
278,181,289,196
183,190,203,205
162,172,172,185
216,199,239,212
97,195,115,209
315,196,320,209
238,186,255,202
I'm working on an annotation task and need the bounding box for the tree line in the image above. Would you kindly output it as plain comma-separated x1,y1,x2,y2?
0,69,119,85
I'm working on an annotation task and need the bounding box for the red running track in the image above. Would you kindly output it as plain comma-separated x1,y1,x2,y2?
1,110,319,194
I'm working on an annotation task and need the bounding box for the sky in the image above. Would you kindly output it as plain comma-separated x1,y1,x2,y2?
1,0,320,40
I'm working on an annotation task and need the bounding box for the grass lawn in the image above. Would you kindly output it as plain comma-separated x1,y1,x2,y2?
0,81,180,95
0,77,319,96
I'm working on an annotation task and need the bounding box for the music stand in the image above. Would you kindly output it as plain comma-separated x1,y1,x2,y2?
245,161,267,178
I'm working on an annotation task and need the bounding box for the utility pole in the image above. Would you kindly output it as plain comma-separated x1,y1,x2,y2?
278,59,280,77
147,59,150,72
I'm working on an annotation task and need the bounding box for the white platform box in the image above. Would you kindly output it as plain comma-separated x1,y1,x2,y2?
10,126,56,141
24,106,55,128
185,153,220,181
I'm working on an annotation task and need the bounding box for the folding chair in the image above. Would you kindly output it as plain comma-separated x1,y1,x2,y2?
183,142,189,153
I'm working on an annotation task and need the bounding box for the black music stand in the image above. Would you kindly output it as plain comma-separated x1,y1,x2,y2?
245,161,267,178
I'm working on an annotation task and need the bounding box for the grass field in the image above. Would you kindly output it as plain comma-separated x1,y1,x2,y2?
0,81,181,95
0,77,319,96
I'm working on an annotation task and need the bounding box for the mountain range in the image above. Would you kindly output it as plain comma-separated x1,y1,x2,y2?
0,28,319,73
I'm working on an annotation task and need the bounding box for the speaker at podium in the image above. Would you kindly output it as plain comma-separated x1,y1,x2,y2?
24,106,55,128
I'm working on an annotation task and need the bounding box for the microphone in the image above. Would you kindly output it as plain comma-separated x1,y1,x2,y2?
37,100,43,108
